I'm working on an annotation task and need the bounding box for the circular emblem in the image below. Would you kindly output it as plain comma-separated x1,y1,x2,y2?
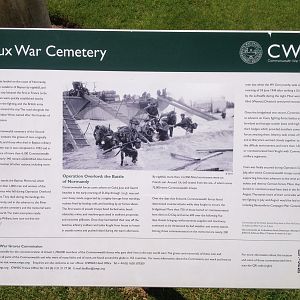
239,41,263,64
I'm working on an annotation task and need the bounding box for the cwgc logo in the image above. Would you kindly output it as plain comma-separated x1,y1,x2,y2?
239,41,263,64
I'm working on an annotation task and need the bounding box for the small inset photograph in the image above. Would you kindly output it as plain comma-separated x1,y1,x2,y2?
63,73,234,171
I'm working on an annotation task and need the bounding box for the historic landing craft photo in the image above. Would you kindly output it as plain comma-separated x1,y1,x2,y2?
63,76,234,171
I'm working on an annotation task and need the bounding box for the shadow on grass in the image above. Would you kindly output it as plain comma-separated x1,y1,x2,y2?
146,288,185,300
50,14,81,28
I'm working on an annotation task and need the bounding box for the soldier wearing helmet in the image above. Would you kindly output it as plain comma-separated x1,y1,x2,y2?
156,117,170,141
129,118,140,126
93,125,115,149
144,101,159,121
159,110,177,137
115,119,141,166
175,113,198,133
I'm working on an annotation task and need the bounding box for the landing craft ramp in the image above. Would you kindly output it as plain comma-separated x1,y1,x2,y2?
63,94,130,124
157,95,218,121
63,100,89,149
63,84,217,123
63,95,90,118
83,94,130,124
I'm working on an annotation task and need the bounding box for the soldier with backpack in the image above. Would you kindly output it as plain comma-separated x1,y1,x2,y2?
115,118,141,166
175,113,198,133
160,110,177,137
144,102,159,121
156,117,170,141
93,125,115,150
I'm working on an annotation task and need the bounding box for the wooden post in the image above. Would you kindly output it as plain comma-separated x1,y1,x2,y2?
0,0,51,27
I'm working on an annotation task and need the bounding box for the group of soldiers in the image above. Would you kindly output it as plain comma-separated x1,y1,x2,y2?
68,81,90,97
93,119,141,166
93,102,198,166
144,102,198,139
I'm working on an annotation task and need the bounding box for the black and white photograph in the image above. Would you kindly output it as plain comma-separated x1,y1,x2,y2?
63,72,234,171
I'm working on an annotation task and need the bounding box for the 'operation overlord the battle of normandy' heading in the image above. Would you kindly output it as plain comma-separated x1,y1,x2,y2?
0,45,107,61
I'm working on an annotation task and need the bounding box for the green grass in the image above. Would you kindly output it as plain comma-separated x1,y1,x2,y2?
47,0,300,30
0,287,127,300
1,1,299,299
1,287,300,300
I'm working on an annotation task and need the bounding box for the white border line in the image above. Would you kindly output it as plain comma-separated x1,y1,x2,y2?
0,28,299,33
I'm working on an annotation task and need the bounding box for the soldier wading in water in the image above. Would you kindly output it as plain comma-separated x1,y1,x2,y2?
144,102,159,122
175,113,198,133
93,125,115,150
115,118,141,166
156,117,170,141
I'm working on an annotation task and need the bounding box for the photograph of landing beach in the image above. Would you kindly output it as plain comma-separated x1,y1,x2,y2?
62,72,234,171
